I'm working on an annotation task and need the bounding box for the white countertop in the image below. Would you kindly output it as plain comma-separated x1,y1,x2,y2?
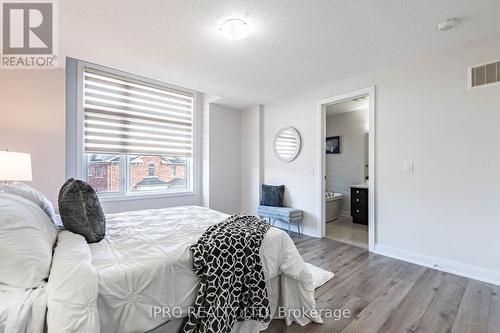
350,184,368,189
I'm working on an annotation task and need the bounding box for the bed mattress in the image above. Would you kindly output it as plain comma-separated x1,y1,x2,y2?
48,206,321,333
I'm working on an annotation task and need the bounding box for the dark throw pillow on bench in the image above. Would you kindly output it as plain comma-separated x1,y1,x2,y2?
58,178,106,243
260,184,285,207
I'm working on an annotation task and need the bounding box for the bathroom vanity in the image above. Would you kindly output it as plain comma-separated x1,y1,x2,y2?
351,185,368,225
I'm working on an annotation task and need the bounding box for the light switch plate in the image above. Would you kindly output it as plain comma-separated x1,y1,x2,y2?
305,168,315,176
403,161,413,173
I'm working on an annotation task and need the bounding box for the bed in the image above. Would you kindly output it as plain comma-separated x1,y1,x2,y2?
46,205,322,332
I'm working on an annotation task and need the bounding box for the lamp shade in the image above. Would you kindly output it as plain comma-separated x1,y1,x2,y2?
0,151,32,181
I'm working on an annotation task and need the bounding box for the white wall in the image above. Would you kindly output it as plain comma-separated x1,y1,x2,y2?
263,33,500,282
201,96,212,208
326,109,368,215
207,104,241,214
0,69,66,205
264,98,319,236
240,105,263,215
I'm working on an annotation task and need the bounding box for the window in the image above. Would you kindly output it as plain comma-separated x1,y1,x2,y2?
128,155,188,192
147,163,155,177
95,167,103,178
78,62,195,198
86,154,121,193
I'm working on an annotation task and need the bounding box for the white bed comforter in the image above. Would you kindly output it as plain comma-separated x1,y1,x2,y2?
47,206,321,333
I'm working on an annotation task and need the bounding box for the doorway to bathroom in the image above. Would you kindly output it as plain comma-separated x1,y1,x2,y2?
316,87,375,251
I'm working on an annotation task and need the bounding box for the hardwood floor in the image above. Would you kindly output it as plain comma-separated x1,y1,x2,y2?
325,217,368,249
263,234,500,333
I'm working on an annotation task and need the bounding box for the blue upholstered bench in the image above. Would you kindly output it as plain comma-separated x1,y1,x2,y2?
257,206,303,235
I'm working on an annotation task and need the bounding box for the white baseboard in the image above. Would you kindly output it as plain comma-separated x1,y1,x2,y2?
374,244,500,286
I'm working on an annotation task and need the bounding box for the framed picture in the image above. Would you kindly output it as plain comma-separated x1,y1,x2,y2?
326,136,340,154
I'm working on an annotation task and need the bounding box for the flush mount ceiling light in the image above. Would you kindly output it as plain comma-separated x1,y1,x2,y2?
219,19,251,41
438,18,459,31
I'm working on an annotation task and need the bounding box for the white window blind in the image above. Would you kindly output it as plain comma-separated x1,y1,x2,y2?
275,129,298,157
83,67,194,156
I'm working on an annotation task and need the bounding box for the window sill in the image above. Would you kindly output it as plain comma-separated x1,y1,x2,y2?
98,191,197,202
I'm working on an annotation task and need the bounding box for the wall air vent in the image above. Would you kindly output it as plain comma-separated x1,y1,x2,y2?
469,60,500,88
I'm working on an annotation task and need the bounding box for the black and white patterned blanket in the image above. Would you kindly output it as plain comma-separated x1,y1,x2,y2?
183,214,271,333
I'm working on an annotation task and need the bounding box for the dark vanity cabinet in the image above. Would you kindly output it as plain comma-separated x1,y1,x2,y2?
351,186,368,225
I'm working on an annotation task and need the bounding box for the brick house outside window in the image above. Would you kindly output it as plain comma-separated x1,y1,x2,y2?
87,155,187,193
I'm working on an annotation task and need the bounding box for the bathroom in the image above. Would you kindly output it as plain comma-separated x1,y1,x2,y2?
324,96,369,248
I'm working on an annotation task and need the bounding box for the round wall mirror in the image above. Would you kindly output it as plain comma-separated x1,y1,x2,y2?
273,127,302,163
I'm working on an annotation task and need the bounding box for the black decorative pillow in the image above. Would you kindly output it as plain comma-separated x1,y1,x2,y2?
58,178,106,243
260,184,285,207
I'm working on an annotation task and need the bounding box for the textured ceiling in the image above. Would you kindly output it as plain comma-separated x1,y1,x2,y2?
59,0,500,109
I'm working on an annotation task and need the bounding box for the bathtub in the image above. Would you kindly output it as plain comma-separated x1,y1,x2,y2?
325,193,343,222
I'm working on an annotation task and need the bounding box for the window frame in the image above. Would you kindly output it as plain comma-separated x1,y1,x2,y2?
75,60,198,201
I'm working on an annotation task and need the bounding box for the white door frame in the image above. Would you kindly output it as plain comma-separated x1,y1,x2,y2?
316,86,376,252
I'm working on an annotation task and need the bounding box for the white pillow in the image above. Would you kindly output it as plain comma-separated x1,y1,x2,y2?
0,193,58,288
0,182,60,227
47,231,100,333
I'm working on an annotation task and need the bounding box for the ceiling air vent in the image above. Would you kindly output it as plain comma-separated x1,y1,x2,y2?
469,60,500,88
